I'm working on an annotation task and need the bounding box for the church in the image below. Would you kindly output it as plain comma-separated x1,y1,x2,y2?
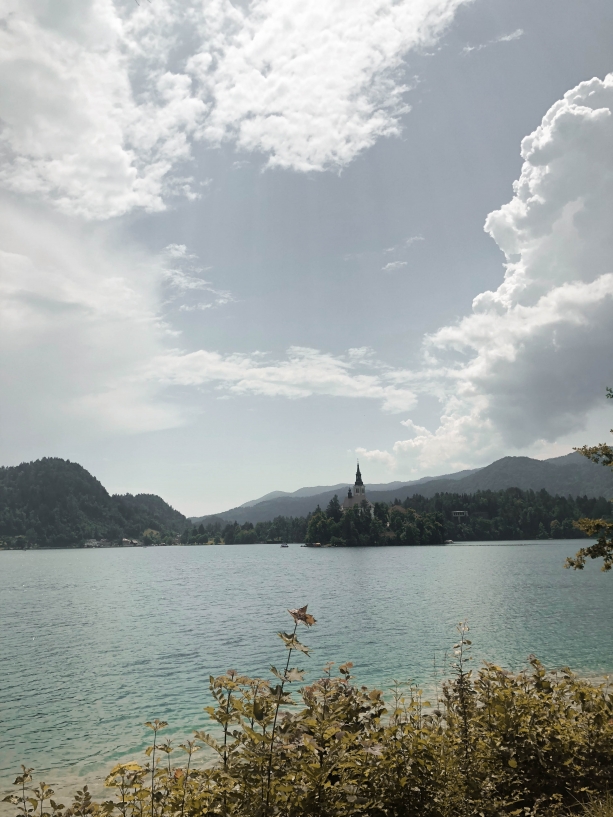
341,463,373,513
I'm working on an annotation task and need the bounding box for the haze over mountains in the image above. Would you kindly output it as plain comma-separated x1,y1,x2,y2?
193,453,613,525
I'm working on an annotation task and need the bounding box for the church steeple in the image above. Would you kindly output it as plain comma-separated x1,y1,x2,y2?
342,461,372,513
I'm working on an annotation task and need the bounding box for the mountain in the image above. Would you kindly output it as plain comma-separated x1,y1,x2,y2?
239,484,351,507
237,472,478,508
0,458,186,548
193,453,613,525
401,453,613,500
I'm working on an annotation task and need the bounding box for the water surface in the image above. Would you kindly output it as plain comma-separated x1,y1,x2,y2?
1,541,612,792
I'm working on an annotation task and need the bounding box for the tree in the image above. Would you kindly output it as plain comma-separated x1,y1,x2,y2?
305,510,333,544
373,502,388,525
325,494,342,523
566,388,613,571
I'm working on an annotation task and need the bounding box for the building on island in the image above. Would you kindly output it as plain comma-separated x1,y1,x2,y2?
342,463,373,514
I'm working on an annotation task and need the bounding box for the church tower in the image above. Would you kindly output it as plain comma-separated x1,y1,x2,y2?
353,462,365,498
342,461,372,512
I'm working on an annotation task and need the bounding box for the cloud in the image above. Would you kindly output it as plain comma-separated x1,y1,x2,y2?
498,29,524,43
385,235,425,252
463,28,524,54
190,0,471,173
0,202,417,446
178,298,233,312
0,0,471,217
10,8,611,482
0,198,181,444
355,447,396,468
369,73,613,472
382,234,423,268
0,0,207,219
161,244,234,310
148,346,417,413
348,347,376,360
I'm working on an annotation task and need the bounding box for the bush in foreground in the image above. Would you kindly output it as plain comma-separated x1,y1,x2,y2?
5,610,613,817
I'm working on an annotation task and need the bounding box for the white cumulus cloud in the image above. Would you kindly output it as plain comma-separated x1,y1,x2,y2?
365,73,613,472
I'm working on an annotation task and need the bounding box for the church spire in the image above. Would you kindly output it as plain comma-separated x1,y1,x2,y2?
355,461,363,487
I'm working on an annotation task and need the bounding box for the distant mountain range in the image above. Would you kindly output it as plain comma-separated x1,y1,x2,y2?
192,453,613,525
237,469,479,507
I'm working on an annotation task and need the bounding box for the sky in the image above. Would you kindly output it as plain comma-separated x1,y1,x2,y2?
1,0,613,516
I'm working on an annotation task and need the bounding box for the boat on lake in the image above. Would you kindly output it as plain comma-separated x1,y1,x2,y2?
280,543,288,548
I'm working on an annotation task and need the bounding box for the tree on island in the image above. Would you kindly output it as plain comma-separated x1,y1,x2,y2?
567,387,613,571
325,493,342,523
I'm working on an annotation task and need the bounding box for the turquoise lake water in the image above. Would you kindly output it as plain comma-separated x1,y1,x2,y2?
1,541,612,796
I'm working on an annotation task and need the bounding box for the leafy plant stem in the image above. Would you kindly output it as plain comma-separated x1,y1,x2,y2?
264,619,297,815
150,735,156,817
180,748,192,817
222,701,230,769
21,774,27,817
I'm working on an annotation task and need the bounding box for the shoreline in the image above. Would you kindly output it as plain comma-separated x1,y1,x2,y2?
0,537,594,552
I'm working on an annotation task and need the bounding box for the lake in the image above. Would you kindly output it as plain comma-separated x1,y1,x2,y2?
1,541,612,796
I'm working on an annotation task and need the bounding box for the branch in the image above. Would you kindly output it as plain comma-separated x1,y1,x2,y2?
565,519,613,572
574,442,613,468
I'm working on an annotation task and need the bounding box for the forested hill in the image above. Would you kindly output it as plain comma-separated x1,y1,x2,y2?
0,458,186,548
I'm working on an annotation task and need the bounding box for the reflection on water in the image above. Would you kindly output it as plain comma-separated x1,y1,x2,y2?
1,541,612,791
